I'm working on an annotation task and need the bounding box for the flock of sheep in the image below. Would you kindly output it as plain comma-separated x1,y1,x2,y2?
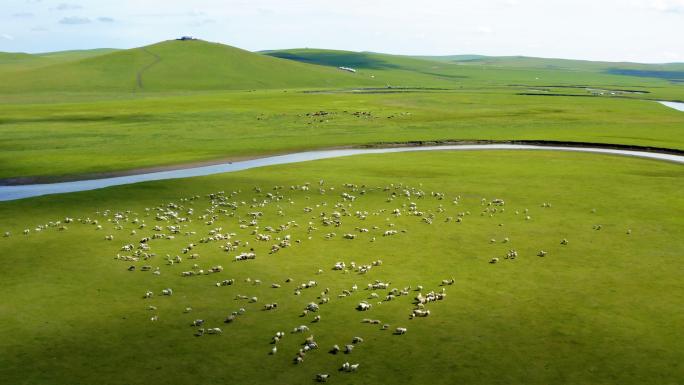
4,180,627,382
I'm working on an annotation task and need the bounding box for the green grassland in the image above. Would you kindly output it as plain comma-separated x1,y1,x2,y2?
264,48,684,99
0,41,376,93
0,151,682,385
1,89,684,181
0,40,683,180
0,48,119,72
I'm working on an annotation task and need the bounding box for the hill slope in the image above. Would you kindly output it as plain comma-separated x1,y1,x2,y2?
265,48,684,87
0,40,379,92
0,49,118,72
415,55,684,81
263,48,468,87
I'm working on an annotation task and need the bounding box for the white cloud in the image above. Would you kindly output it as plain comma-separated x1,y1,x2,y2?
54,3,83,11
636,0,684,12
476,26,493,35
1,33,15,40
188,9,207,17
59,16,90,24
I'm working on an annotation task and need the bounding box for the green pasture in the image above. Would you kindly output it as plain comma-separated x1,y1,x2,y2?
1,40,683,180
0,151,682,384
1,89,683,180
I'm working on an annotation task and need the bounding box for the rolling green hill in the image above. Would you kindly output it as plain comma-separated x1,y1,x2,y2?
263,48,472,87
414,55,684,81
264,48,684,92
0,48,118,72
0,40,380,92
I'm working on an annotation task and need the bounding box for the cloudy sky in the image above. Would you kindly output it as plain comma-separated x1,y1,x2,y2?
1,0,683,63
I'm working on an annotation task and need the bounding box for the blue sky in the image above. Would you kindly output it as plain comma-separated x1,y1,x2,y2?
1,0,683,63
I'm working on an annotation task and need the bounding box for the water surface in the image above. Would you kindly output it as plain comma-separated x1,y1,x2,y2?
1,144,682,202
659,101,684,112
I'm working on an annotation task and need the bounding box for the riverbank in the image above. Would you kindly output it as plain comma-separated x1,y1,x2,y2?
1,142,683,201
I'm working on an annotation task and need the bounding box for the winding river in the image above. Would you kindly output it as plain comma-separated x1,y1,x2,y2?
1,144,682,202
659,101,684,112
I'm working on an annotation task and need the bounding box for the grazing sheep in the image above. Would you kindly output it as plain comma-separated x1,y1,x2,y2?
537,250,547,257
489,258,499,264
352,336,364,344
333,262,346,270
340,362,359,372
270,346,277,355
191,319,204,327
357,302,372,311
312,315,321,323
505,250,518,259
161,288,173,296
316,373,330,382
344,344,354,354
330,344,340,354
143,291,153,299
395,327,407,335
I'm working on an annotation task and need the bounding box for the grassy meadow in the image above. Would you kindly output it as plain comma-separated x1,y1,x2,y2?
1,89,684,181
0,151,683,385
0,40,683,180
1,38,683,385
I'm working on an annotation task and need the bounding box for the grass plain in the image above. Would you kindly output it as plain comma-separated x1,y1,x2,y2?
0,151,683,385
1,40,683,180
1,39,683,385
